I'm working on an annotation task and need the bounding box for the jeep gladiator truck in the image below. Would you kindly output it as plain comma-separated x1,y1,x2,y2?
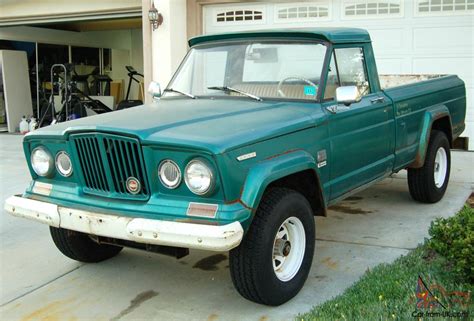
5,28,466,306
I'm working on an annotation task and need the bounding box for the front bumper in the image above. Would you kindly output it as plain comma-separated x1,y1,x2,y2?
4,195,244,251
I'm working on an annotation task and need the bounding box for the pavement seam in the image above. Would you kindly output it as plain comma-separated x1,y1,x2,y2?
316,237,414,251
0,264,84,308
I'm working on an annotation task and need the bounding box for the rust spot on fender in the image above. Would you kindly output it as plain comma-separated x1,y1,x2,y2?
224,199,239,205
264,148,302,161
410,150,426,168
224,185,253,211
224,199,253,211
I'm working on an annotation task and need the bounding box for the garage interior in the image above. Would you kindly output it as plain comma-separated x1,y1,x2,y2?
0,17,144,132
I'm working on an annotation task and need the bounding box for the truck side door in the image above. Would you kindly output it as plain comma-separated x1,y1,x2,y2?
323,45,394,200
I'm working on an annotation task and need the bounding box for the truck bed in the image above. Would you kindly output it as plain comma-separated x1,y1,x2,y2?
380,74,446,90
380,74,466,170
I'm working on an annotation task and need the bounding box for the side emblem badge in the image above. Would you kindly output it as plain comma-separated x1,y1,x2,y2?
237,152,256,162
126,177,141,194
317,149,327,168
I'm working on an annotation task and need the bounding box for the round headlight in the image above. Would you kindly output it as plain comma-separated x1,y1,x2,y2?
185,159,214,195
158,160,181,189
56,151,73,177
31,147,53,177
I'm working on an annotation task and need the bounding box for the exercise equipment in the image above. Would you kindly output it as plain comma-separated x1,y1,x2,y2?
38,63,113,128
116,65,143,110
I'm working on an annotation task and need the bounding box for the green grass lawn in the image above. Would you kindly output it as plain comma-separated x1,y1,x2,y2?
298,205,473,321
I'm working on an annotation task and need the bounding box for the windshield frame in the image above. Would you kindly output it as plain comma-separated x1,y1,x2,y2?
164,38,331,103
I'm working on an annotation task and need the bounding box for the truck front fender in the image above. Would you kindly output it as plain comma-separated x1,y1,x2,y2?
410,105,452,168
240,149,325,213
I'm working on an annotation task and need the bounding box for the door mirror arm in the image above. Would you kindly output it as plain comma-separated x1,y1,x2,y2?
326,104,351,114
326,86,361,114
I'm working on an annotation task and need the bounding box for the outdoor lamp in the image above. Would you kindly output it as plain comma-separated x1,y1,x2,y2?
148,2,163,31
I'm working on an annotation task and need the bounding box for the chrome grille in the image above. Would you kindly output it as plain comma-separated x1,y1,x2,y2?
71,133,149,200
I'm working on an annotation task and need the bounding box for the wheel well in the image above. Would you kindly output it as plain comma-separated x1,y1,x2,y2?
267,169,326,216
432,116,453,147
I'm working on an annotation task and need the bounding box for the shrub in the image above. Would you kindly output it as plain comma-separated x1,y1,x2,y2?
427,204,474,282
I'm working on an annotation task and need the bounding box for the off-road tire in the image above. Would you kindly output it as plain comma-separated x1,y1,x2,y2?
50,227,122,263
229,188,315,306
408,130,451,203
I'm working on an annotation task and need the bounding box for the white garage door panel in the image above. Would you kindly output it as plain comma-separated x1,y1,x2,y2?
204,3,268,33
370,28,405,52
376,58,405,74
463,123,474,144
465,88,474,121
412,57,473,86
413,26,474,51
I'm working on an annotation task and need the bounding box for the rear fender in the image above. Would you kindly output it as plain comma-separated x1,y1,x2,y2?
410,105,451,168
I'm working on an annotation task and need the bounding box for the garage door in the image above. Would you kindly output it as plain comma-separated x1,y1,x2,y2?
203,1,474,149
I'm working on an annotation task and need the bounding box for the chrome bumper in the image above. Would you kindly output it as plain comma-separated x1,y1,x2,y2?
4,196,244,251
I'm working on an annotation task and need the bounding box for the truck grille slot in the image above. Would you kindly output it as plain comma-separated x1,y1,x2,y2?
75,137,109,192
71,133,149,200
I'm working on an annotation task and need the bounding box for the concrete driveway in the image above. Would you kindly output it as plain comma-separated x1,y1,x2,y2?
0,133,472,321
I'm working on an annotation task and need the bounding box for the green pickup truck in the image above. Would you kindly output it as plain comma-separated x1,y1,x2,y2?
5,28,466,305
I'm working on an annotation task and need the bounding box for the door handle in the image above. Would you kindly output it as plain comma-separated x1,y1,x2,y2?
370,97,385,104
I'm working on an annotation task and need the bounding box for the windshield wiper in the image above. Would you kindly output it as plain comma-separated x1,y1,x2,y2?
208,86,262,101
163,88,196,99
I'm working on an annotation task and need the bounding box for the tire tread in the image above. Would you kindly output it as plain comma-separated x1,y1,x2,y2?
408,130,450,203
230,188,307,305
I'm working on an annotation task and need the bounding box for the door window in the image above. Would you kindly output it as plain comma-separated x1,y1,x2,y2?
323,47,371,100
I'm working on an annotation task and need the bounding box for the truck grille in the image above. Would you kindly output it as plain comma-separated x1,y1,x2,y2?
71,133,149,200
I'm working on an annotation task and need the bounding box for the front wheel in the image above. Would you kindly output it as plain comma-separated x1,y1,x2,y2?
408,130,451,203
229,188,315,306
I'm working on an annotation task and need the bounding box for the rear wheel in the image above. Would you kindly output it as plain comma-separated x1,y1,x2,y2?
229,188,315,306
408,130,451,203
50,227,122,263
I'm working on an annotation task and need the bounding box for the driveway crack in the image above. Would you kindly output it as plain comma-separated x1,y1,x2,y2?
0,264,84,307
316,237,413,250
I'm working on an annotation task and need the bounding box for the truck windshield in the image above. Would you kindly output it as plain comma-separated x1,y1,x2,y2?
165,41,328,101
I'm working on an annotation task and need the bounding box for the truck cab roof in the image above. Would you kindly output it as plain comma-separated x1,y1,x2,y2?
188,27,371,47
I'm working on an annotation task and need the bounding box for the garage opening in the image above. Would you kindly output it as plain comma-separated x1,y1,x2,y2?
0,17,144,131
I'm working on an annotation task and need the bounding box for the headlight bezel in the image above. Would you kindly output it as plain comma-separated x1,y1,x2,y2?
30,146,54,177
55,151,73,177
184,158,215,196
158,159,182,189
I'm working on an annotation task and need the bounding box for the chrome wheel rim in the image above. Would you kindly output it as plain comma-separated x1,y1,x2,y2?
272,216,306,282
434,147,448,188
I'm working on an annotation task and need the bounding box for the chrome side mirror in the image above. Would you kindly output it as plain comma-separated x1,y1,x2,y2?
336,86,361,106
148,81,162,99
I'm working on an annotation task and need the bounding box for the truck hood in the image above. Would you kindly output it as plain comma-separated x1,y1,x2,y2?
28,98,321,153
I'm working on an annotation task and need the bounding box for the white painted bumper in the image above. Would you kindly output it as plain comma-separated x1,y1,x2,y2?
4,196,244,251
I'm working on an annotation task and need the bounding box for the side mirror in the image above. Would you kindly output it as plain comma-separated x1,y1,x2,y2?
336,86,361,106
148,81,162,99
